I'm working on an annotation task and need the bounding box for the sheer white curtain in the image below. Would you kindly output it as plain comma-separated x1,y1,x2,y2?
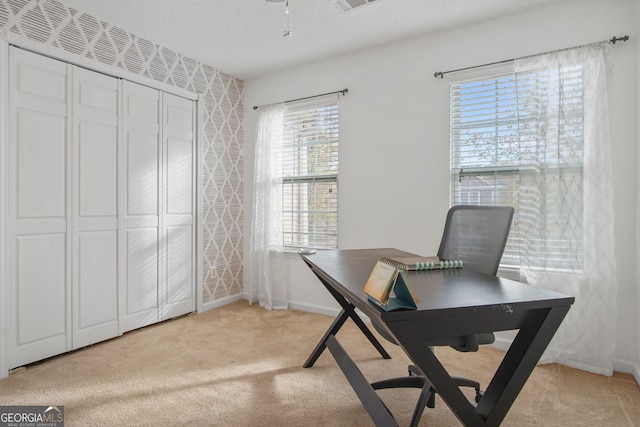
515,44,616,375
247,103,288,310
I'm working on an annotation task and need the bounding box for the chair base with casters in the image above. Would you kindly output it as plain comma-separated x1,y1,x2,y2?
371,362,484,427
371,323,491,427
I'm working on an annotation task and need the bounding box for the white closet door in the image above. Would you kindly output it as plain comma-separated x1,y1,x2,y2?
72,67,119,348
8,48,71,367
160,93,195,320
121,81,160,332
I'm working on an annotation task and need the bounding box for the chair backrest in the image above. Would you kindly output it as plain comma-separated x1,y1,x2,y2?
437,205,514,276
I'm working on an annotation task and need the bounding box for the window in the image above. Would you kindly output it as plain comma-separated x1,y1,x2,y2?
450,66,585,268
282,97,339,249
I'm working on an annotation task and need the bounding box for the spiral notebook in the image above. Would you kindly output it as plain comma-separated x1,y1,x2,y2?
379,255,463,271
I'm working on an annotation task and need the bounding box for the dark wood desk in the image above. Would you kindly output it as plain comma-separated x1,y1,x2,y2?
301,248,574,427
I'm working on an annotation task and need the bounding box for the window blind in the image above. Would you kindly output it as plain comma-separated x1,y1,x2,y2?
282,97,339,249
450,66,585,268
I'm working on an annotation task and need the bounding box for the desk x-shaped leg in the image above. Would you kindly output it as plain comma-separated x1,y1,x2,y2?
388,304,571,427
303,264,391,368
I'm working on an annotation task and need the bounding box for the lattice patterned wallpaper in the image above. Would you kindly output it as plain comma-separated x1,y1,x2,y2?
0,0,244,303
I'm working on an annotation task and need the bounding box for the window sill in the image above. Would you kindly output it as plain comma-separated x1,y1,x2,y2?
283,247,335,259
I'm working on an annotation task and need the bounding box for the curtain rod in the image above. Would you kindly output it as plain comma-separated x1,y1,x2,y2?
433,35,629,79
252,88,348,110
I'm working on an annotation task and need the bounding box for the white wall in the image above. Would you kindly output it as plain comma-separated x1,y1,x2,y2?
635,0,640,377
244,0,639,377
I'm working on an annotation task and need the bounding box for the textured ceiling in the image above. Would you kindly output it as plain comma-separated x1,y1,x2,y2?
60,0,563,81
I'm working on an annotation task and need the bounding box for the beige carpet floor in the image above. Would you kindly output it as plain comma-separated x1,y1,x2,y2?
1,300,639,426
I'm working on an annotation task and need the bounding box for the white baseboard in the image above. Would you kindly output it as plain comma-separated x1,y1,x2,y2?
492,334,514,352
200,293,244,312
493,335,640,385
613,358,640,385
239,293,345,318
287,301,340,317
287,300,374,325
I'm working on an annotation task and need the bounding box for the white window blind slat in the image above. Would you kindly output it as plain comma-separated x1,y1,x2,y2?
282,97,339,249
450,66,585,268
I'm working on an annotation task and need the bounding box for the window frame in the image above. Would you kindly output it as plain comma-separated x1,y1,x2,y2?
281,97,340,250
449,66,586,270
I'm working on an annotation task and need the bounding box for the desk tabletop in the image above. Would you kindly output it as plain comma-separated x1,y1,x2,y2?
301,248,574,323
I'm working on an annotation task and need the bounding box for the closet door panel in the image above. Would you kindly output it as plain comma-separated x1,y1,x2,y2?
125,228,158,324
160,93,195,320
9,48,71,368
74,231,118,348
164,225,193,306
121,81,160,332
72,67,119,348
166,138,192,215
15,110,67,219
14,234,68,364
127,92,159,122
126,130,159,218
78,78,118,113
77,232,117,322
15,55,67,102
78,121,117,217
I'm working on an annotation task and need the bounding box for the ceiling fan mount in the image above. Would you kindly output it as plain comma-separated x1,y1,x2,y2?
266,0,380,12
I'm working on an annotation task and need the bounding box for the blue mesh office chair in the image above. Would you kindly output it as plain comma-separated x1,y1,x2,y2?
371,205,515,427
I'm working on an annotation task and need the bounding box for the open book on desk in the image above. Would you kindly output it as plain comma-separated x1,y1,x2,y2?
363,260,420,311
